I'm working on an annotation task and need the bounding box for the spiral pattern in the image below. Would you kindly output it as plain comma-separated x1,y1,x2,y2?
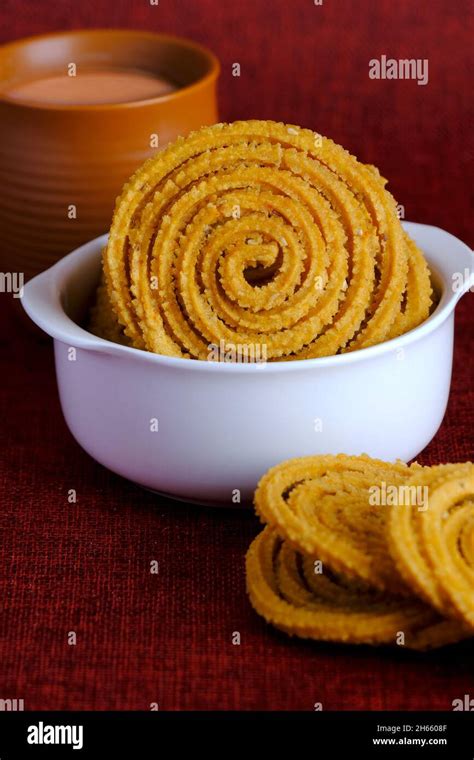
245,528,463,649
102,120,432,359
254,453,418,593
247,454,474,649
89,268,130,346
389,464,474,627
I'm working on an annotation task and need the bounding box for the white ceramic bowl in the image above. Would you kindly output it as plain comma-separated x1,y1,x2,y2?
22,222,474,505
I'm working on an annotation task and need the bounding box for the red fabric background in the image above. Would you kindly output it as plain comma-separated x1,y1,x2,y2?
1,0,473,710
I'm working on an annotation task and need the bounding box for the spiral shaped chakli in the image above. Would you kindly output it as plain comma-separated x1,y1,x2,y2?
388,463,474,627
89,268,130,346
254,453,421,594
245,527,468,649
103,120,432,359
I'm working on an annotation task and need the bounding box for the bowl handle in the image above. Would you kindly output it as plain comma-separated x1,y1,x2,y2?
20,233,125,353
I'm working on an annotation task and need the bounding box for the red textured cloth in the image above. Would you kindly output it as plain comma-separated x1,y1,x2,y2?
1,0,473,710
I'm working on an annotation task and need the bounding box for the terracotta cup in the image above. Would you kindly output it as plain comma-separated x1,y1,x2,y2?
0,29,220,280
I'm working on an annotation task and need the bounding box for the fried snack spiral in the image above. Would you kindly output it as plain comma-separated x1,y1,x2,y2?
89,269,131,346
254,453,418,593
388,464,474,627
103,120,432,359
298,552,471,648
404,618,473,651
248,455,474,650
246,528,450,648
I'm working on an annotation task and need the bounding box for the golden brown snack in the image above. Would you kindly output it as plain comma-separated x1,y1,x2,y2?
300,554,471,648
388,463,474,627
99,120,432,359
404,618,473,651
246,527,454,648
254,453,419,593
89,269,131,346
247,454,474,651
387,234,433,339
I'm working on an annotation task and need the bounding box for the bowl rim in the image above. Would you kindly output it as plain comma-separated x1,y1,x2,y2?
0,28,221,112
22,221,474,374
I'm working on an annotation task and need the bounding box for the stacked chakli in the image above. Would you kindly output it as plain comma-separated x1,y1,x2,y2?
246,454,474,650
